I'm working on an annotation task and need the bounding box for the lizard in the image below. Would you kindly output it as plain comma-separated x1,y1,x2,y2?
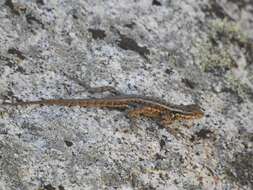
2,75,204,128
2,95,204,127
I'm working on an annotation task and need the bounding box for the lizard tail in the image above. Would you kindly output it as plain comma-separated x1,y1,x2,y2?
2,100,46,106
2,99,92,107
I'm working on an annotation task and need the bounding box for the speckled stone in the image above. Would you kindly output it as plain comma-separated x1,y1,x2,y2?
0,0,252,189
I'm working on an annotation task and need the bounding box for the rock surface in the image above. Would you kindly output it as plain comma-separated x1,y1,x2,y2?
0,0,252,189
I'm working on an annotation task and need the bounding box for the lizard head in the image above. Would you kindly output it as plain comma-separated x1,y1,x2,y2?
175,104,204,120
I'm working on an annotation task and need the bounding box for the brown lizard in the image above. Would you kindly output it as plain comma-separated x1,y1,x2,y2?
2,95,204,126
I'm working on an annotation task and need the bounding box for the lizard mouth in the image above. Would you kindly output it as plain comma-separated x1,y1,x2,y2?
181,104,205,119
184,113,203,120
194,111,205,118
174,111,204,121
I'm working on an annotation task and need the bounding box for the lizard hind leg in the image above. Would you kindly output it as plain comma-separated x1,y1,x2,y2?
160,113,182,137
65,74,122,96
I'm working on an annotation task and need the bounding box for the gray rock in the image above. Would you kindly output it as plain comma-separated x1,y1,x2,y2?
0,0,252,189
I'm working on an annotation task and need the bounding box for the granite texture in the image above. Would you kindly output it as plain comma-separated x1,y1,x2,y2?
0,0,252,189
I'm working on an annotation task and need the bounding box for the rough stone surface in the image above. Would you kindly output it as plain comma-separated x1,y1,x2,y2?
0,0,253,189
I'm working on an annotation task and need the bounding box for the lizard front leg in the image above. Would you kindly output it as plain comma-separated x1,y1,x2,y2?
127,106,162,119
127,106,163,130
160,112,176,126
